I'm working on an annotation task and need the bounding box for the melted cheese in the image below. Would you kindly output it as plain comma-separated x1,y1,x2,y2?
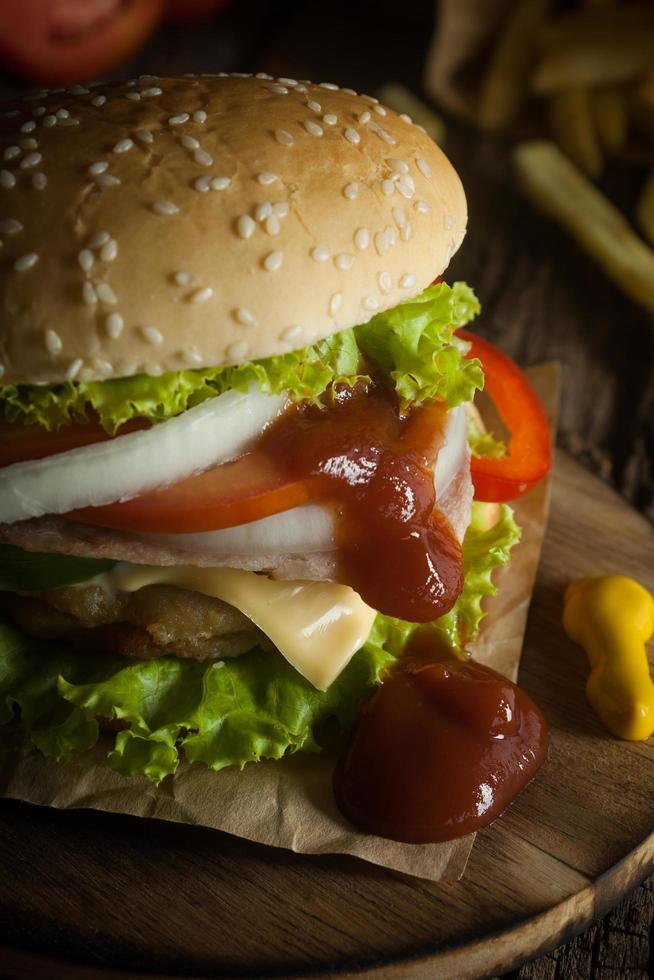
101,564,377,691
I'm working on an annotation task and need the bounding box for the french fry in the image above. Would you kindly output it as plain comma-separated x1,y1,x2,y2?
548,87,603,177
636,171,654,248
513,141,654,318
592,88,627,155
477,0,550,131
376,83,445,144
532,5,654,94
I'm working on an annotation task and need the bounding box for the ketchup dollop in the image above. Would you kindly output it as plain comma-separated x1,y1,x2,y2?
334,632,549,843
260,381,463,622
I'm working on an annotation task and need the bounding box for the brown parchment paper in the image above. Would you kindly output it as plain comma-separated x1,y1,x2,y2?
0,364,560,882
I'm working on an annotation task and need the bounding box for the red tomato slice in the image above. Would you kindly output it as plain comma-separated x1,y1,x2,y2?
0,0,164,85
71,451,314,534
457,330,552,502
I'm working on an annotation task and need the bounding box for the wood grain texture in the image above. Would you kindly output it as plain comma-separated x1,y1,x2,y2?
0,451,653,979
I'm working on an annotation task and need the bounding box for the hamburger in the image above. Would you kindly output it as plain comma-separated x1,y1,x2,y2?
0,74,550,838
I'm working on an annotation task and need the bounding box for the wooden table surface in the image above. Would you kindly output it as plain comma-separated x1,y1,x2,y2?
0,1,653,976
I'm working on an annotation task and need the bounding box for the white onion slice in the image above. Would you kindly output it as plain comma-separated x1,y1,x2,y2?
0,388,288,525
143,404,471,557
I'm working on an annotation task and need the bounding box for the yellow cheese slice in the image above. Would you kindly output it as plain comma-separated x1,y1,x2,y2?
101,564,377,691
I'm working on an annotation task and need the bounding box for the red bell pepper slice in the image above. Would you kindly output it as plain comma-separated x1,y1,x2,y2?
457,329,552,502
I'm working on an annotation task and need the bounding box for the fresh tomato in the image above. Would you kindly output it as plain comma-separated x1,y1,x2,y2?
0,418,147,467
0,1,164,85
165,0,230,23
457,330,552,502
71,450,314,534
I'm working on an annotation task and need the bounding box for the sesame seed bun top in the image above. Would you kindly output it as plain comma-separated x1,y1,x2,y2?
0,73,467,385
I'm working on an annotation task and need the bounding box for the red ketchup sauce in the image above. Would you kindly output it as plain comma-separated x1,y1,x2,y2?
333,631,549,843
257,381,463,622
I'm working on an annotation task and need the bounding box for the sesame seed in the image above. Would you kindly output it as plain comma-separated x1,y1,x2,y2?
401,222,413,241
378,271,392,293
274,128,294,146
0,218,21,235
257,172,279,188
182,347,203,365
141,325,164,345
323,113,337,126
20,151,42,169
254,201,272,222
373,104,387,117
118,359,138,376
32,173,47,190
91,96,107,108
263,250,283,272
191,287,213,304
169,113,190,126
295,84,307,93
96,282,117,305
278,77,298,86
32,106,46,117
69,84,89,95
152,200,179,215
136,129,154,144
374,231,389,256
57,108,70,117
113,138,134,154
95,174,120,187
414,200,431,214
343,182,359,200
3,146,19,161
106,313,124,339
94,358,114,376
100,239,118,262
45,329,62,355
392,206,407,227
174,271,192,286
388,158,409,174
0,170,16,189
194,175,212,192
82,282,97,305
266,85,288,95
226,340,249,361
14,252,38,271
354,228,370,250
443,213,454,229
400,273,416,289
211,176,231,191
142,87,162,97
273,201,289,217
280,325,303,343
235,307,257,326
344,127,360,145
88,161,108,175
66,358,83,380
342,87,357,96
59,116,80,127
265,214,280,236
78,249,94,271
125,92,141,102
303,120,323,137
377,128,396,145
87,231,110,248
311,245,330,263
416,157,432,178
193,110,207,123
329,292,343,316
319,82,339,91
386,225,397,246
20,138,38,150
396,179,415,200
382,179,394,196
43,115,57,127
194,149,213,166
237,214,256,239
358,111,371,124
181,134,200,149
400,113,412,124
363,296,379,312
307,100,322,113
20,121,36,133
335,253,355,271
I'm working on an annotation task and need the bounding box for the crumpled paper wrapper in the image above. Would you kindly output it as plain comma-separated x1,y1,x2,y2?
0,364,560,882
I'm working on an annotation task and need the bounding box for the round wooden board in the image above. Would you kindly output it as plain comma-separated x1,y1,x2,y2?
1,449,653,980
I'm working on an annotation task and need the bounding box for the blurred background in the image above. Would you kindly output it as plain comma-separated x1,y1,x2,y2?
0,0,652,524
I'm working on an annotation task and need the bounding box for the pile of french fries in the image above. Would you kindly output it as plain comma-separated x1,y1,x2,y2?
478,0,654,317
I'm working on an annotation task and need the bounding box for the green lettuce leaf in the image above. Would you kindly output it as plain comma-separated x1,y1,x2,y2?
0,623,394,784
0,544,116,591
467,416,506,458
0,283,481,433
